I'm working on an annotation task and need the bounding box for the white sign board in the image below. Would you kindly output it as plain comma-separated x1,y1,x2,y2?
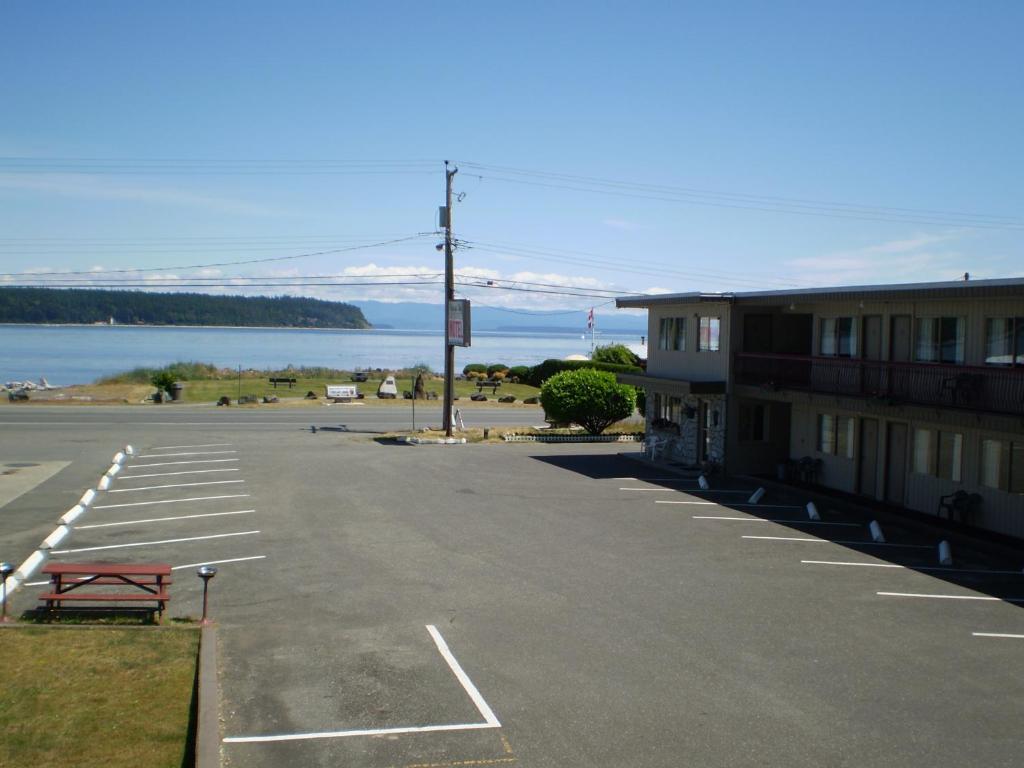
447,299,471,347
326,384,358,399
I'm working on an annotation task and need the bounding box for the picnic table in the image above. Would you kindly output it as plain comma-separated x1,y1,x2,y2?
39,562,172,616
269,377,297,389
476,379,502,394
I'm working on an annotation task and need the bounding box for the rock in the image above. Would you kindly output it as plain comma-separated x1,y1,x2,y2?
305,391,318,399
217,396,231,406
523,396,540,404
470,393,488,402
498,395,516,403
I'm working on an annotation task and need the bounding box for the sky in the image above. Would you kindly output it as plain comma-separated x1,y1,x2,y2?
1,1,1021,319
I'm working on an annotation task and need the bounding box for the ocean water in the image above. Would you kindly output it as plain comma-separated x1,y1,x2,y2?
0,324,641,385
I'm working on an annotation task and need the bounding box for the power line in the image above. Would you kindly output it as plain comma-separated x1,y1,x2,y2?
0,234,437,277
458,161,1024,229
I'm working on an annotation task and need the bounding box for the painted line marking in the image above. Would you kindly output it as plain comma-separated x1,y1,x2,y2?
77,509,255,529
802,560,1024,575
621,487,748,493
136,450,237,458
94,494,250,509
693,516,859,526
426,624,500,726
119,468,240,480
171,555,266,571
655,500,805,509
655,500,717,506
743,536,931,548
150,443,233,450
51,530,260,555
612,477,698,482
877,592,1024,602
128,458,239,468
223,624,500,744
25,553,268,586
972,632,1024,639
109,479,245,493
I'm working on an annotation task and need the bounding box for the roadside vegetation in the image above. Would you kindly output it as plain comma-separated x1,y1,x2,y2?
539,368,637,434
0,626,199,768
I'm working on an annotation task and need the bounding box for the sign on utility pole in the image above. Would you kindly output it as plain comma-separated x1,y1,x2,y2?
441,162,459,436
447,299,471,347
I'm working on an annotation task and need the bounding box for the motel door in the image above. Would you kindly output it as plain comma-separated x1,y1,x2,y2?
858,418,879,498
885,422,908,505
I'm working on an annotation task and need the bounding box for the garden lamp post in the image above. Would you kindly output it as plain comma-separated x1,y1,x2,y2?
197,565,217,625
1,561,14,622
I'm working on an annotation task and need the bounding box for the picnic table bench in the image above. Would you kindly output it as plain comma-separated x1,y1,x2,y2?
476,379,502,394
269,377,297,389
39,563,172,617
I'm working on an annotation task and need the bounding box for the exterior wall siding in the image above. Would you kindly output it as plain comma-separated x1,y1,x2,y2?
648,302,732,382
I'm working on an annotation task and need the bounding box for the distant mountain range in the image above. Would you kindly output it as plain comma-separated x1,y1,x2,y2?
357,300,647,335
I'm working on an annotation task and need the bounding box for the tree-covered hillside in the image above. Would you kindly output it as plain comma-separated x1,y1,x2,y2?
0,288,371,329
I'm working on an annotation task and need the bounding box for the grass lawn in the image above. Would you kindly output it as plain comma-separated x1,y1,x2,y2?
0,626,200,768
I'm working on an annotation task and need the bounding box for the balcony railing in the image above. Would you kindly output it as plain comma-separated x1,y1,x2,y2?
734,353,1024,417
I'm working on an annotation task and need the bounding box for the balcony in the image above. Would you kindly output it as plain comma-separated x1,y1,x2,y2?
734,353,1024,417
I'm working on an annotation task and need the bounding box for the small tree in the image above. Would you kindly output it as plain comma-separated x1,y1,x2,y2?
539,368,636,435
151,370,176,397
592,343,640,367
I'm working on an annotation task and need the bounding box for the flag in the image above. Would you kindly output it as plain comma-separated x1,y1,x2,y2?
587,308,594,330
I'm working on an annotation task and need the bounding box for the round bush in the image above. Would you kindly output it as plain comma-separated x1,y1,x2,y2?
539,368,636,435
509,365,530,381
463,363,488,376
487,363,509,377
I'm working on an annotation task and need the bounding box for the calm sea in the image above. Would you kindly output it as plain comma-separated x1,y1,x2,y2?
0,324,641,385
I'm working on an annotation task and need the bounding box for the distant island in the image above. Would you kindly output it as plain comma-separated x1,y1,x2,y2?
0,287,371,329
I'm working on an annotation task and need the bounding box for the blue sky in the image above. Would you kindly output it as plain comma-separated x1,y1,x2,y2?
1,1,1021,315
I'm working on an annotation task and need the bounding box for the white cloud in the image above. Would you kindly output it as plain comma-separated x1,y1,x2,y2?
0,173,289,218
785,232,977,286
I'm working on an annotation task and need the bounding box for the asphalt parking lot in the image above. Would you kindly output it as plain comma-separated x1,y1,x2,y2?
2,406,1023,767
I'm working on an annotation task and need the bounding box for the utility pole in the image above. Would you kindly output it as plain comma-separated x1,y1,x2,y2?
442,161,458,436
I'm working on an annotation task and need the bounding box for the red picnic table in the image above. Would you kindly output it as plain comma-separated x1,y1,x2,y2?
39,562,172,616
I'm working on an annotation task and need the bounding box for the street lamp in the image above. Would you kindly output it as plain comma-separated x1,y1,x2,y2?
1,562,14,623
196,565,217,625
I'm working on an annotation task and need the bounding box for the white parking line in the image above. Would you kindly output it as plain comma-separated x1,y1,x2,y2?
109,479,245,493
743,535,931,548
655,500,804,509
119,468,240,480
877,592,1024,602
171,555,266,570
128,458,239,468
150,443,233,450
619,487,677,492
25,553,268,586
972,632,1024,639
51,530,261,555
693,516,859,526
137,450,237,458
77,510,255,529
223,624,500,745
655,500,717,506
802,560,1024,575
94,494,250,509
612,477,698,482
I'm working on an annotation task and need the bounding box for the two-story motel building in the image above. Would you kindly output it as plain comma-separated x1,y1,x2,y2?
616,277,1024,540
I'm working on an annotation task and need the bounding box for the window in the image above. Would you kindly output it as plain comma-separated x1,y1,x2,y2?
981,438,1024,493
698,317,720,351
739,403,768,442
836,416,855,459
818,414,835,454
820,317,856,357
912,428,932,474
984,317,1024,366
817,413,854,457
655,394,682,423
936,431,963,482
915,317,965,363
658,317,686,351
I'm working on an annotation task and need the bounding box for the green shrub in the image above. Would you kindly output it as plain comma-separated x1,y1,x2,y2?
151,371,176,396
592,343,640,367
635,387,647,416
463,363,488,376
539,369,637,435
486,363,509,377
509,365,530,381
526,358,641,387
